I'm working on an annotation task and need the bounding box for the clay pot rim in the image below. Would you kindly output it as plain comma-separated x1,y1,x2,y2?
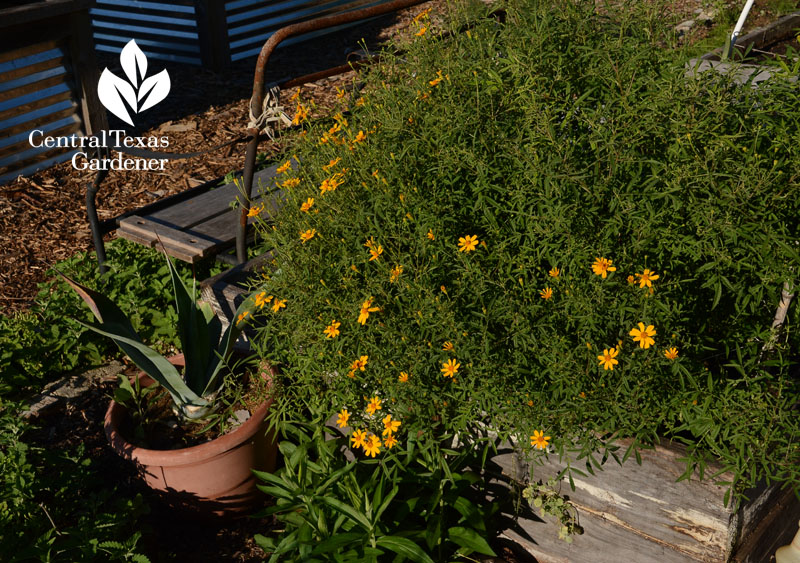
104,353,274,466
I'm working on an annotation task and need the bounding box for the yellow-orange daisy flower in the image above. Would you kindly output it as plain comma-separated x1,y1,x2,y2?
390,264,403,282
539,287,553,300
398,371,409,382
300,228,317,243
247,204,264,218
442,341,454,352
441,358,460,378
530,430,550,450
363,434,381,457
597,347,619,370
664,347,679,360
351,428,367,449
300,197,314,212
291,104,308,125
592,257,616,278
382,414,401,436
383,433,398,449
336,408,350,428
636,269,660,288
322,157,341,171
271,299,286,313
350,355,368,372
548,267,560,278
458,235,479,253
629,322,656,349
366,396,382,415
277,160,292,174
254,292,272,309
358,298,379,325
323,320,340,339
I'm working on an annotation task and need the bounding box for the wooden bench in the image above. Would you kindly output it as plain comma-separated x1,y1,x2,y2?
116,164,284,264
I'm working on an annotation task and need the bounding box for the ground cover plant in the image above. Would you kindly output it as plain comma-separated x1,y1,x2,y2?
0,239,219,398
245,2,800,547
0,400,150,562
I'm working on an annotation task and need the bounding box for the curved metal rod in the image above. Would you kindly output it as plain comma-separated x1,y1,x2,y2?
236,0,431,263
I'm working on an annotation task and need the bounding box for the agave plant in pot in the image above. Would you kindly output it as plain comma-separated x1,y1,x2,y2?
59,253,277,516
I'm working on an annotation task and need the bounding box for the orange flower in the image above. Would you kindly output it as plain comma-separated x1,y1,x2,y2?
398,371,409,382
664,347,679,360
539,287,553,300
358,298,380,325
366,396,382,415
350,428,367,449
636,269,660,288
323,320,340,339
382,414,401,435
548,267,560,278
597,347,619,370
349,355,369,372
458,235,479,252
629,322,656,349
383,433,398,449
300,197,314,212
530,430,550,450
441,358,460,378
363,434,381,457
336,409,350,428
591,257,616,279
300,228,317,243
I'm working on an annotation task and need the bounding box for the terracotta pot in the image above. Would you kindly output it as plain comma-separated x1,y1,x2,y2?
104,354,277,516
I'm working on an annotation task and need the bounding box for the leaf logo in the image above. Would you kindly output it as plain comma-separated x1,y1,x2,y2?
97,40,170,126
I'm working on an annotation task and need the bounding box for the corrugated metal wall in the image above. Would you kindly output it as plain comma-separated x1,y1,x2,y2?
91,0,388,67
0,40,83,185
226,0,379,61
91,0,203,65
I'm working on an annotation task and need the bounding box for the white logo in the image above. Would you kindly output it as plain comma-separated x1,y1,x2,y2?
97,39,171,127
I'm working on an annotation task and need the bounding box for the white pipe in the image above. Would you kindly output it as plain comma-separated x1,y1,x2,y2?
730,0,756,49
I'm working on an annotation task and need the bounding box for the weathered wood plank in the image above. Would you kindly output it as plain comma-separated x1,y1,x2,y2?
489,439,798,562
147,164,282,227
118,216,219,262
732,487,800,562
199,252,275,330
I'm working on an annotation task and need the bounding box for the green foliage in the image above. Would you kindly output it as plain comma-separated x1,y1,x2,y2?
250,0,800,503
0,239,221,398
0,400,150,561
254,417,505,562
60,250,251,420
522,479,583,543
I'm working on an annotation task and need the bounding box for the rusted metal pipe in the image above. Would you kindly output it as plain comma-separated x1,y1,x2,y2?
236,0,430,263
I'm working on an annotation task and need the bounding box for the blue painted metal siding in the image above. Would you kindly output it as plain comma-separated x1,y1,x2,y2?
0,45,82,185
91,0,203,65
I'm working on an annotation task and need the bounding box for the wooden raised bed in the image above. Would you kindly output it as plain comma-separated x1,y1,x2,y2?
489,439,799,562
